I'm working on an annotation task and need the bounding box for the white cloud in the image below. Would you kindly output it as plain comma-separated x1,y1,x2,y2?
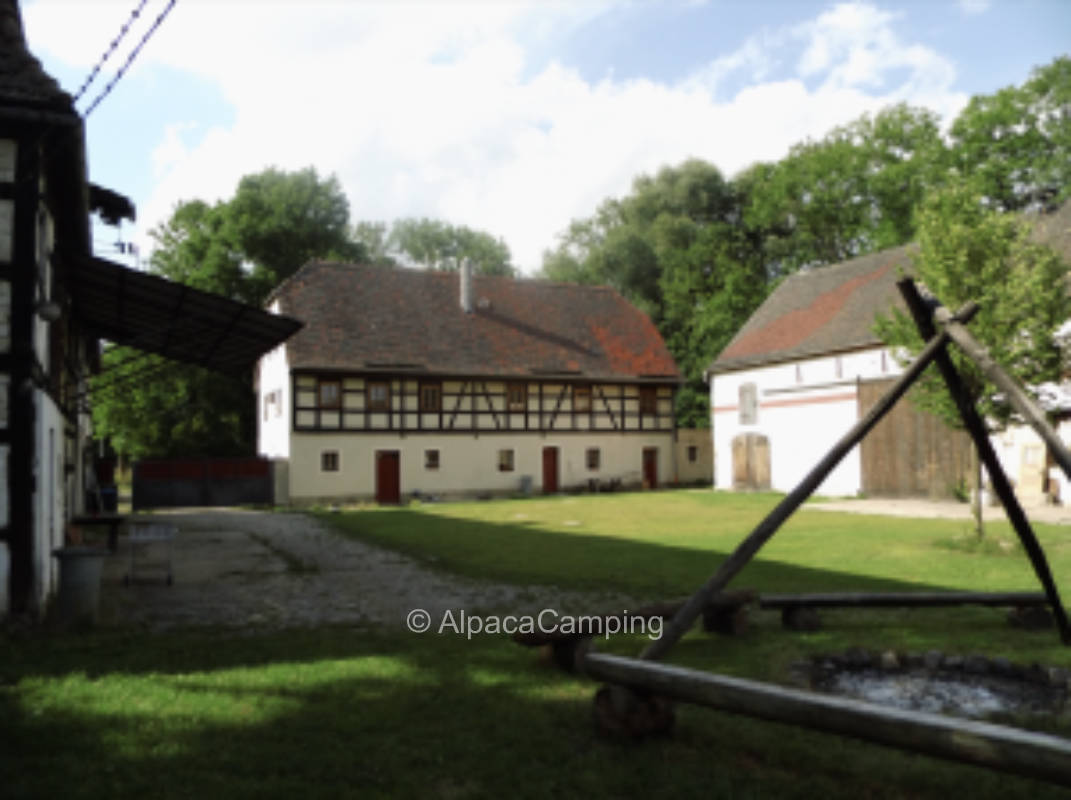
23,1,969,274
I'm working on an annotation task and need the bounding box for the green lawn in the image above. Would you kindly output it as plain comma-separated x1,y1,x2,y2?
318,489,1071,600
5,490,1071,799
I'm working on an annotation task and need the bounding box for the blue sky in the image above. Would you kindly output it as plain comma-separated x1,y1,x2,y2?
20,0,1071,274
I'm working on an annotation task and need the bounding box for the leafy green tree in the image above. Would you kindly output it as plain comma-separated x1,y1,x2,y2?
388,217,514,276
875,184,1070,428
874,185,1071,533
743,103,947,274
352,220,397,266
949,56,1071,213
92,167,362,459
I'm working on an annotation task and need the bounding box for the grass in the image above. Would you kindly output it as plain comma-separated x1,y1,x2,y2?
5,490,1071,798
316,490,1071,600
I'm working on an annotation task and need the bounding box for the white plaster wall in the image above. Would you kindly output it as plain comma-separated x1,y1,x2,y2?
256,308,290,459
34,390,65,612
710,347,903,495
287,432,675,501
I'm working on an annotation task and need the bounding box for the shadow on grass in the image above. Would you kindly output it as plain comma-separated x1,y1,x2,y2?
317,499,1034,600
3,626,1069,800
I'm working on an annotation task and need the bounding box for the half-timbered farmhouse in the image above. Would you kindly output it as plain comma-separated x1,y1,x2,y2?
257,261,682,503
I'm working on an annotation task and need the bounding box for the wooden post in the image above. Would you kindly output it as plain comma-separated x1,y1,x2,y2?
641,311,973,661
933,304,1071,483
583,652,1071,786
898,279,1071,644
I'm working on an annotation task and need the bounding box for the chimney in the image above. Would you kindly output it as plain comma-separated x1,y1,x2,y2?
460,258,474,313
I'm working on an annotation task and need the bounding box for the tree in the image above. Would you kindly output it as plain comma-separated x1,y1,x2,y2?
949,56,1071,212
743,104,947,274
387,217,514,276
92,167,362,459
352,220,397,266
874,184,1071,533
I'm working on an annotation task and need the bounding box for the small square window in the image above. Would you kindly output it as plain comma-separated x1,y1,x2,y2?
586,448,600,470
319,380,341,409
420,382,442,412
687,445,698,463
498,449,514,472
368,381,389,411
321,451,340,472
507,382,527,412
425,449,440,470
574,385,591,412
639,386,657,415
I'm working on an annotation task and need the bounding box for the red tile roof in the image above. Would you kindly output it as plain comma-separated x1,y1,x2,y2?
709,245,914,374
268,262,680,381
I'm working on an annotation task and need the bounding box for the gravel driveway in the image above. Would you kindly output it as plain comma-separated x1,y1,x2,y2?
100,509,636,632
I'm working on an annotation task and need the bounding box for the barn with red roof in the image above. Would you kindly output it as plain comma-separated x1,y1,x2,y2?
706,199,1071,501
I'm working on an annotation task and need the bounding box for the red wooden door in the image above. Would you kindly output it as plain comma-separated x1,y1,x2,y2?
376,451,401,504
542,447,559,494
642,447,658,489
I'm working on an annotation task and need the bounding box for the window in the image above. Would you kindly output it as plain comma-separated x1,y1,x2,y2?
639,386,657,415
688,445,698,463
263,394,271,421
420,382,442,412
739,383,758,425
574,385,591,412
586,448,600,470
425,449,440,470
498,449,515,472
318,379,341,409
321,451,340,472
368,381,389,411
507,382,527,412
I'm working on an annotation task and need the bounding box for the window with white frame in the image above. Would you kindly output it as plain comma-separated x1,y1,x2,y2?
321,451,340,472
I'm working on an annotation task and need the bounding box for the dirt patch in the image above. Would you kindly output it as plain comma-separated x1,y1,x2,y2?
100,509,636,632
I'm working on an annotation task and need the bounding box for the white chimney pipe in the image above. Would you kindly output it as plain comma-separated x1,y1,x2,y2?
460,258,474,313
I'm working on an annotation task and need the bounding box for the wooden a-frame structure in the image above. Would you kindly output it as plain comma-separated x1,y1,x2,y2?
575,278,1071,785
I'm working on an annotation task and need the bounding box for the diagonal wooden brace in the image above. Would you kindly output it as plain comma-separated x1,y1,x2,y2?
899,278,1071,644
640,306,976,661
933,304,1071,483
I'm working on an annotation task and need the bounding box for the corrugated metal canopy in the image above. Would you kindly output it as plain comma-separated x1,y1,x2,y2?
68,257,302,373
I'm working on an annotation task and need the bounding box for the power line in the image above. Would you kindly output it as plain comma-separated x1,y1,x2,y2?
81,0,178,118
72,0,153,104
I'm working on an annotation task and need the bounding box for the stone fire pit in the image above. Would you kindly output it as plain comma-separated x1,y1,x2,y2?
793,648,1070,721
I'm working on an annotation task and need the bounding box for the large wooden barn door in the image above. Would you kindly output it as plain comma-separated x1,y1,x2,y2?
731,433,770,490
858,378,972,497
375,450,401,504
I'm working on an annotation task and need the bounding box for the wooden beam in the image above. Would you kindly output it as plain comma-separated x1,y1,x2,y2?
583,652,1071,786
759,591,1048,609
899,278,1071,644
933,304,1071,483
640,311,971,661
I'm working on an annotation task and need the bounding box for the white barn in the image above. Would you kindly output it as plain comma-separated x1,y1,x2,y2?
706,202,1071,503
